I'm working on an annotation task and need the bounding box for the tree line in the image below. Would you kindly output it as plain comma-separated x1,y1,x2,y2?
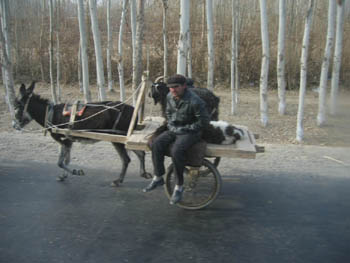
1,0,349,142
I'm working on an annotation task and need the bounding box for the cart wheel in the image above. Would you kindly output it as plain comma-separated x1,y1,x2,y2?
200,157,220,177
213,157,221,168
164,159,222,210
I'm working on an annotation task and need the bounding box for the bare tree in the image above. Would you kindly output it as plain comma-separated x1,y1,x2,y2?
231,0,239,115
259,0,270,127
0,0,16,117
77,0,91,102
330,0,346,116
106,0,114,92
206,0,214,90
117,0,128,101
177,0,190,75
296,0,315,142
277,0,286,115
187,30,193,79
49,0,58,104
161,0,168,81
89,0,106,101
317,0,336,126
130,0,137,105
131,0,145,105
56,0,61,102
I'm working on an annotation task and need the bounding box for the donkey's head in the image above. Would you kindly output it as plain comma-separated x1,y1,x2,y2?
12,82,36,130
148,81,169,105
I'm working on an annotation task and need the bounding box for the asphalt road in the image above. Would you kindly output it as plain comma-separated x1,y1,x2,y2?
1,146,350,263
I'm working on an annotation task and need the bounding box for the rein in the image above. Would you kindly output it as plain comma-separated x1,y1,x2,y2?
23,93,33,117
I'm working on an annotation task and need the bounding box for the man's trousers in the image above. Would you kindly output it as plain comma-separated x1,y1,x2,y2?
152,130,201,185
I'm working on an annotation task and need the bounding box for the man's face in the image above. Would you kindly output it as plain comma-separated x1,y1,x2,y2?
169,84,186,99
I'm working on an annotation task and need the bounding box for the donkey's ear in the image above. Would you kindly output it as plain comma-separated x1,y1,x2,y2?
19,84,26,96
27,81,36,94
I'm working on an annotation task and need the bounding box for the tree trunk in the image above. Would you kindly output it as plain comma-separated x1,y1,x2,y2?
56,0,61,102
106,0,114,92
296,0,315,142
0,0,16,118
89,0,106,101
78,43,83,93
49,0,58,104
161,0,169,81
231,0,239,115
317,0,336,126
206,0,214,90
117,0,128,102
77,0,91,102
187,31,193,79
177,0,190,75
131,0,145,106
277,0,286,115
130,0,137,105
39,0,46,82
330,0,345,116
259,0,270,127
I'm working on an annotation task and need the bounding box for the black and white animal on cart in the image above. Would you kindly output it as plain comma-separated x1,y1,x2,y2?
12,82,151,185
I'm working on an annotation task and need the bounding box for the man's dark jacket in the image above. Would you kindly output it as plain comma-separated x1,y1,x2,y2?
166,88,210,135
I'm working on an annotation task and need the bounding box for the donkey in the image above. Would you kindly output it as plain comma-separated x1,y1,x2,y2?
12,82,151,186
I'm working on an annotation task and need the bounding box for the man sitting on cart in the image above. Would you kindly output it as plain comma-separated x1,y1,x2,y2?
143,74,210,205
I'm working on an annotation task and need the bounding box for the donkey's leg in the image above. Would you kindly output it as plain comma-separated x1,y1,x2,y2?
132,150,152,179
57,141,84,181
111,143,131,187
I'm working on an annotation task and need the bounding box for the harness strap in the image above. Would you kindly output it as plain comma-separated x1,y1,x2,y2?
69,100,80,128
44,104,54,136
23,93,33,117
112,104,125,130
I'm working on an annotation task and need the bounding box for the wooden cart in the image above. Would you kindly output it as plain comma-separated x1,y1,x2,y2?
51,77,263,210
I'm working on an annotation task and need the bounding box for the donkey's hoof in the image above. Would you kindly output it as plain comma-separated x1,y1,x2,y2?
110,179,122,187
141,172,152,179
57,174,68,182
73,169,85,176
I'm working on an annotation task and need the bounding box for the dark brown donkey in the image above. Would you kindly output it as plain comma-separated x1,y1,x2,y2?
12,82,151,185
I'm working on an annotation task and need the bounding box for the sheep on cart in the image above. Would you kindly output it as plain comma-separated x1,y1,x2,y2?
50,77,263,210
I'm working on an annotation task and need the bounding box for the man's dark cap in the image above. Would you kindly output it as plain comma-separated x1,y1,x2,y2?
167,74,186,87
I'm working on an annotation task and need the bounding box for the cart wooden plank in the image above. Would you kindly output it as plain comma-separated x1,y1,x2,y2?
125,116,166,151
50,128,128,144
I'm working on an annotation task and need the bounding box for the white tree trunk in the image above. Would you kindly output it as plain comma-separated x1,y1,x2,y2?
77,0,91,102
89,0,106,101
317,0,336,126
106,0,114,92
56,0,61,102
277,0,286,115
206,0,214,90
78,43,83,93
177,0,190,75
117,0,128,102
259,0,270,127
231,0,239,115
187,31,193,78
131,0,145,106
130,0,137,105
330,0,345,116
49,0,58,104
0,0,16,117
161,0,169,81
296,0,315,142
